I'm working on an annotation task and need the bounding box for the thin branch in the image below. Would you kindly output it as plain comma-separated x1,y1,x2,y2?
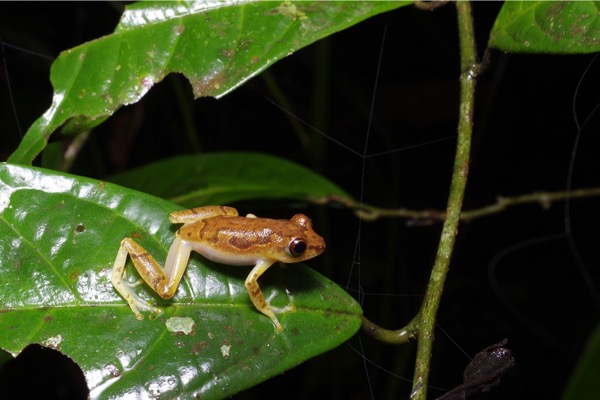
411,2,477,399
460,187,600,221
360,315,419,345
314,186,600,223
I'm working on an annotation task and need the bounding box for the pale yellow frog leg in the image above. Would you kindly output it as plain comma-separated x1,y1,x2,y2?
112,237,193,319
245,259,293,332
245,213,257,218
169,205,238,224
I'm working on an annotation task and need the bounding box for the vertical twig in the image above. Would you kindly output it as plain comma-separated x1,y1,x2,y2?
411,2,477,399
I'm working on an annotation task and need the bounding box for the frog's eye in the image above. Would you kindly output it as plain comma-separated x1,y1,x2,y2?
287,238,307,257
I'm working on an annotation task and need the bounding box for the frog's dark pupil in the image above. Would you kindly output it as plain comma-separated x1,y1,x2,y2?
290,239,306,256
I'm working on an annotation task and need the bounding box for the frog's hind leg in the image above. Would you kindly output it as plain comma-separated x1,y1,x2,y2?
169,206,238,224
112,238,165,319
245,260,294,332
113,236,194,319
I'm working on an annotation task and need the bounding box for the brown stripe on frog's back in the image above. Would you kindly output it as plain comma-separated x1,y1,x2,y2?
198,216,306,252
227,232,271,250
224,217,290,250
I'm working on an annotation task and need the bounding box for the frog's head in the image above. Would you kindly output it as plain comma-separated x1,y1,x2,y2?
284,214,326,262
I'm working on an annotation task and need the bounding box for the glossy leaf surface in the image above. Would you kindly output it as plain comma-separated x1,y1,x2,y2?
0,163,361,399
489,1,600,54
8,0,409,165
108,152,352,207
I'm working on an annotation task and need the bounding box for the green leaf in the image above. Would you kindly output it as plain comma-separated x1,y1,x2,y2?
7,0,409,165
489,1,600,54
562,322,600,400
0,348,12,366
0,163,361,398
107,152,352,207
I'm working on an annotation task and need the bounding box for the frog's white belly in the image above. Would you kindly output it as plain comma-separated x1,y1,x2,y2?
187,240,263,266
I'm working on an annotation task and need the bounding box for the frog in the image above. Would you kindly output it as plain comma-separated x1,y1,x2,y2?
111,205,326,332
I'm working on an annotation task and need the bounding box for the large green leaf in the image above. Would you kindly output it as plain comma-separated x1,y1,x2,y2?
108,152,352,207
0,163,361,398
7,0,409,165
489,1,600,54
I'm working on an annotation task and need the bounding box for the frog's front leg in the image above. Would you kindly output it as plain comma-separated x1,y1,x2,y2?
245,260,295,332
112,237,192,319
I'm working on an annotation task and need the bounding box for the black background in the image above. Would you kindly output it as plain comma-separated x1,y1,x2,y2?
1,2,600,399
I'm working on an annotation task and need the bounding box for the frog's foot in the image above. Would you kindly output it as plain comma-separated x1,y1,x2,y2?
266,291,296,313
264,292,296,332
117,278,163,320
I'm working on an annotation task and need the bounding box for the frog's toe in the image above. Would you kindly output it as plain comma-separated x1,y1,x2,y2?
128,279,144,288
120,281,162,318
265,291,295,315
273,320,284,333
270,303,296,314
133,298,163,317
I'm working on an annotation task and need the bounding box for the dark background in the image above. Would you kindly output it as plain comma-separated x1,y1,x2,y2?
1,2,600,399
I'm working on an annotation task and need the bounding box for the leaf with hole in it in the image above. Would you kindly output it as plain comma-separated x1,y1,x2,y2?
108,152,352,207
489,1,600,54
8,0,410,165
0,163,361,398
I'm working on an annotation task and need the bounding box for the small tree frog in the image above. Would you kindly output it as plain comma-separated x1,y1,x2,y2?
112,205,326,332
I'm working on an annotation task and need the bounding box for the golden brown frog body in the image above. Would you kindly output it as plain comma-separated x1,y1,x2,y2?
112,206,326,331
